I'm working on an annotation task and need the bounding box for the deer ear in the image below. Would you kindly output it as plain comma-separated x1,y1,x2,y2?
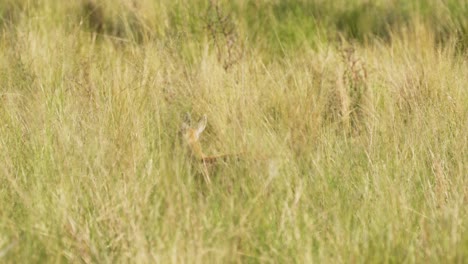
180,113,192,136
180,122,189,133
183,112,192,125
195,114,207,137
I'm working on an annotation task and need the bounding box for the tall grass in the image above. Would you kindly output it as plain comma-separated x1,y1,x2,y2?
0,0,467,262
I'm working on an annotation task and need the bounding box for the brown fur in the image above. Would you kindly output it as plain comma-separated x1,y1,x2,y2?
181,114,245,184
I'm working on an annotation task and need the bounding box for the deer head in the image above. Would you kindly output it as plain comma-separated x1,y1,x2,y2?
181,113,207,161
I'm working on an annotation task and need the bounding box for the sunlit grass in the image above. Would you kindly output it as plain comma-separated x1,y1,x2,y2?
0,0,467,262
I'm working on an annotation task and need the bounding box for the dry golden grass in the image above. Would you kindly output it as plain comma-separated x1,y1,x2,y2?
0,0,467,262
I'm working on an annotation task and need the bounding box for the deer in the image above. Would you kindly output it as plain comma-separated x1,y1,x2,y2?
180,113,246,185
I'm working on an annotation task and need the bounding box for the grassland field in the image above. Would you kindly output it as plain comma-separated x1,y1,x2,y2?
0,0,467,263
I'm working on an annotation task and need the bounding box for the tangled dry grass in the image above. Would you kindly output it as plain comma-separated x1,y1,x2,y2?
0,0,467,262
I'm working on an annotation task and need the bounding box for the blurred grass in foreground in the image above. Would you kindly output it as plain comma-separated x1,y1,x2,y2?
0,0,467,262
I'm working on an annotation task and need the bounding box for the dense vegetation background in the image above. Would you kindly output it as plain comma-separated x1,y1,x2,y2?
0,0,467,262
